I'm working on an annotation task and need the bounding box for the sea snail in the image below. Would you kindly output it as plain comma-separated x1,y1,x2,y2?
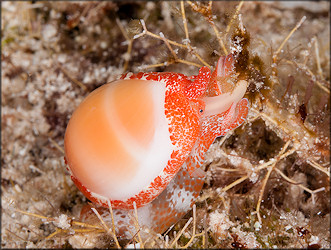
64,53,249,236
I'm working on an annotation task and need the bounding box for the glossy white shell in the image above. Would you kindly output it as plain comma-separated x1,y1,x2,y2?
64,79,174,201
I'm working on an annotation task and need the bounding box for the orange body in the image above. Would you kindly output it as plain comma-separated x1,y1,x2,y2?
64,54,249,236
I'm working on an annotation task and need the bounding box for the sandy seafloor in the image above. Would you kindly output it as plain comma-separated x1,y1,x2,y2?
1,1,330,248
